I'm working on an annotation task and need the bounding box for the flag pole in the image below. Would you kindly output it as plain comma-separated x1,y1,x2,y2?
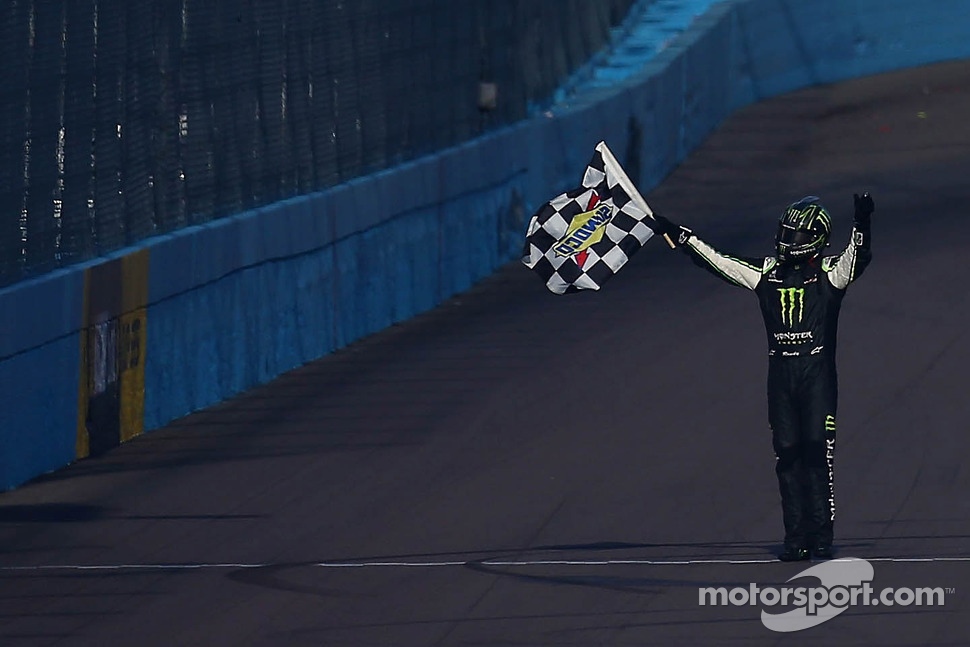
595,141,676,249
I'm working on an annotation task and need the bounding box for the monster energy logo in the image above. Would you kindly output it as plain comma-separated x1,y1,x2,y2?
778,287,805,327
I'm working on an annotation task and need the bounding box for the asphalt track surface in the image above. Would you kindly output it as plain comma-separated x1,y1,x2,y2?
3,59,970,646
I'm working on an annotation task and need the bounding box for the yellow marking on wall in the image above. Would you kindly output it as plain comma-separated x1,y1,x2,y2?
119,250,149,443
76,248,150,457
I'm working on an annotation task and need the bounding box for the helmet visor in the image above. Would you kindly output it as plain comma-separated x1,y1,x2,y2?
777,224,817,247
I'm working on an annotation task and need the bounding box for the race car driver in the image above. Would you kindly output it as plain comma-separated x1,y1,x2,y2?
649,193,874,561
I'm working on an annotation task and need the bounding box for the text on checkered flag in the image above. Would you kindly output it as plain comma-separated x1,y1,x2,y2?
521,141,656,294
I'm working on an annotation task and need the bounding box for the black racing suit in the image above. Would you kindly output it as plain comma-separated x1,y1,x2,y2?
679,224,871,549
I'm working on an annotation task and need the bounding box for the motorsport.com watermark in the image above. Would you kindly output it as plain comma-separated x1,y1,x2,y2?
697,558,953,632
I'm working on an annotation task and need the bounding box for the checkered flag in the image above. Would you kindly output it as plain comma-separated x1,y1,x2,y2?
522,141,666,294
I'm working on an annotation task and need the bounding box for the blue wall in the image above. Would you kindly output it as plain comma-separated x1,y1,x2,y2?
3,0,970,490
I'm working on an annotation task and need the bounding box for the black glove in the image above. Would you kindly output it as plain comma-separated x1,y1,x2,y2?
854,192,874,228
648,214,691,247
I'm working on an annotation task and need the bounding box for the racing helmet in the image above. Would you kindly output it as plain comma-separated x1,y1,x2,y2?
776,196,831,263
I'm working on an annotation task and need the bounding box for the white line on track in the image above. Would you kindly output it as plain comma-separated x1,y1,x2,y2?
0,562,269,572
2,556,970,572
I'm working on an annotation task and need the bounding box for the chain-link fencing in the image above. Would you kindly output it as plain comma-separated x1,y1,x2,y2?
0,0,637,287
